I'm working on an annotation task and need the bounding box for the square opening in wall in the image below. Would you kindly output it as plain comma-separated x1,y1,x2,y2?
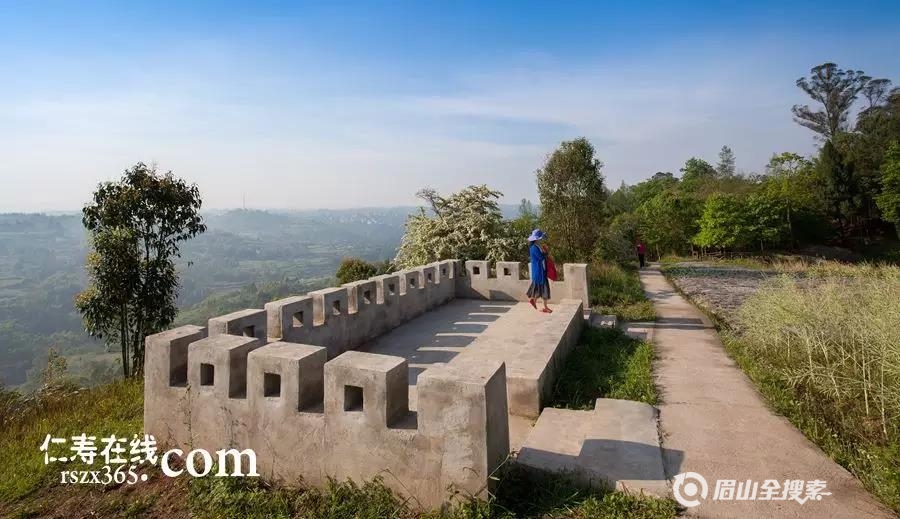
473,266,481,275
332,300,342,315
263,372,281,398
292,311,304,327
200,363,215,386
363,290,372,304
344,385,363,411
388,283,396,295
408,276,417,288
242,325,255,337
441,267,447,276
427,272,433,282
503,267,510,276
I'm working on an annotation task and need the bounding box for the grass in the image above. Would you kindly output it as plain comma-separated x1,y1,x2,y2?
664,261,900,513
0,378,144,503
185,464,679,519
731,271,900,512
551,327,658,409
588,262,656,322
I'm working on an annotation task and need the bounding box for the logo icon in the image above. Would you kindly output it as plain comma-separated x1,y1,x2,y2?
673,472,709,507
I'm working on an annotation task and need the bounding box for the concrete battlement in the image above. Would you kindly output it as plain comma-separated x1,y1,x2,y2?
144,259,589,507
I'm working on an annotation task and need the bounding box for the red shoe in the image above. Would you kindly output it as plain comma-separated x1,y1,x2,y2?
529,298,537,309
542,307,553,313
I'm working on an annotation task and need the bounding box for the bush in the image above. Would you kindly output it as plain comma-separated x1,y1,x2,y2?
335,257,393,285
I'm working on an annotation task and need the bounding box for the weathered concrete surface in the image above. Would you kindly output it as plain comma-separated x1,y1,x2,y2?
366,298,584,420
642,266,893,518
518,398,670,497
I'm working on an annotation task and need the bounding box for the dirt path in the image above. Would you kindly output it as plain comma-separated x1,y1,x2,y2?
640,266,893,518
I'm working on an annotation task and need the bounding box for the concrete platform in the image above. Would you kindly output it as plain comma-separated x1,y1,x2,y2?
517,398,670,498
364,298,583,450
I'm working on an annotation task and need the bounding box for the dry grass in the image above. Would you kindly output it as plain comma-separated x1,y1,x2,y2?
732,267,900,511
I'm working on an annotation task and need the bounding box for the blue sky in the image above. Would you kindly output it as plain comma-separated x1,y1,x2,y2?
1,1,899,211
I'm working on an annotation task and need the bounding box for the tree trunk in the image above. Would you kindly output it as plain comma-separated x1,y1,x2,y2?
119,306,130,379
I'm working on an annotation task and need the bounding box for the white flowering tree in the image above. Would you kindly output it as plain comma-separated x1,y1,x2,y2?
394,185,522,269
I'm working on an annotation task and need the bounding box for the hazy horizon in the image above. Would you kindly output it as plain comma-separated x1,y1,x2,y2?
2,1,900,212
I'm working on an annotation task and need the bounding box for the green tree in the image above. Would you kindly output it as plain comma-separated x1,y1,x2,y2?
693,193,751,250
510,198,540,243
75,163,205,378
762,152,824,246
630,172,678,207
876,142,900,237
636,189,701,257
536,137,607,261
792,63,870,139
679,158,718,195
394,185,519,269
335,257,393,285
818,140,862,240
716,145,736,177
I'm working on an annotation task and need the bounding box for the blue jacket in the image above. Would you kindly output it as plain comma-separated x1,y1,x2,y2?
529,243,547,285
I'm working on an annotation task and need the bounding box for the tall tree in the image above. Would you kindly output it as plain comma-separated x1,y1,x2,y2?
792,63,870,139
818,141,861,241
716,145,736,177
536,137,607,261
75,163,205,378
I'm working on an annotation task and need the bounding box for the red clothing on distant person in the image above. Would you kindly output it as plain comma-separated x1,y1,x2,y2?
637,242,647,254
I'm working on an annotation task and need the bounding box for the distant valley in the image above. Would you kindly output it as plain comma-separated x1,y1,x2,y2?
0,207,425,389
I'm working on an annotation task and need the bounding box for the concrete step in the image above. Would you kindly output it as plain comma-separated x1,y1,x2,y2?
517,398,671,498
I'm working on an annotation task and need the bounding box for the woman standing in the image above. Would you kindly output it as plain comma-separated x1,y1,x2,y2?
526,229,552,313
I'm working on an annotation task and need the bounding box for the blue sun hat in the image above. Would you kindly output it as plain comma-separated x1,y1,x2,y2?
527,229,546,242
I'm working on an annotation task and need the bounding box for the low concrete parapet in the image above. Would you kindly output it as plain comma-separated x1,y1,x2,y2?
144,327,509,507
451,299,585,418
458,260,589,309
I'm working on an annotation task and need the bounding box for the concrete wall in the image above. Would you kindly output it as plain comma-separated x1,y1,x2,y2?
264,259,458,358
144,333,509,508
144,258,590,507
456,260,590,309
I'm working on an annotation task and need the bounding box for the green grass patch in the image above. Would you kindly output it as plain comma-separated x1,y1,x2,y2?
0,378,144,503
187,464,679,519
588,262,656,322
551,327,658,408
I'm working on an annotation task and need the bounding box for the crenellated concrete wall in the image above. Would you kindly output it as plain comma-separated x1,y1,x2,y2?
456,260,589,309
145,331,508,506
144,258,589,507
264,260,458,358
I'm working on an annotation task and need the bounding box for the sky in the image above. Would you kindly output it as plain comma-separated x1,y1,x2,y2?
1,0,899,212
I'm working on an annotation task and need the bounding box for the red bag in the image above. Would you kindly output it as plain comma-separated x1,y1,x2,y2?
546,257,558,281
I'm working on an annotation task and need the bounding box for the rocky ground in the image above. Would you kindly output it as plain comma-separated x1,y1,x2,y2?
661,262,781,323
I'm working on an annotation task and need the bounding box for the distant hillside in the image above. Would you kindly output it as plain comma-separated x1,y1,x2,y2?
0,208,412,389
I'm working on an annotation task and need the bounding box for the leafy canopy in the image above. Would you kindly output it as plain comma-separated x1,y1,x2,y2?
75,163,205,378
537,137,607,261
